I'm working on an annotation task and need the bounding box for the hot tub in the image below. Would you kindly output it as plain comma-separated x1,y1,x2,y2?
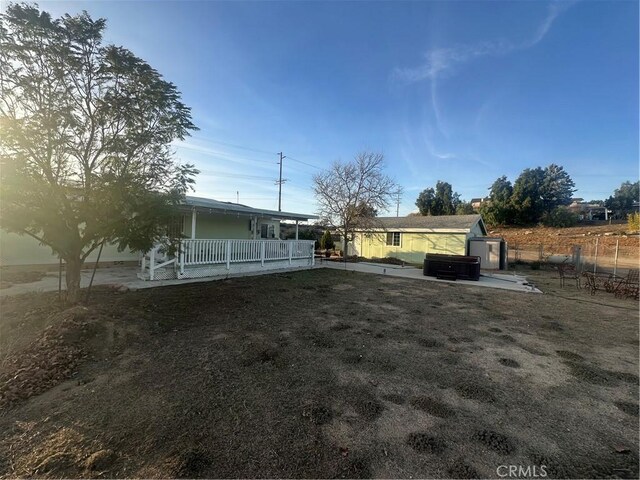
423,253,481,281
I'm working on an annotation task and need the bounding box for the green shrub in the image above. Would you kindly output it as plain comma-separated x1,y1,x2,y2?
541,207,577,227
628,212,640,232
320,230,334,250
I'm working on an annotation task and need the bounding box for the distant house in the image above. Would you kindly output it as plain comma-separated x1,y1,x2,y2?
470,197,487,210
0,196,318,280
567,200,609,221
351,214,487,264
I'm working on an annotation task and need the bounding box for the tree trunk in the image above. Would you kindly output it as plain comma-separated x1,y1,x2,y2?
65,256,83,304
343,226,348,264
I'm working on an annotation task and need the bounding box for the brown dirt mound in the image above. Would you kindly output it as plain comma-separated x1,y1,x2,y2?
0,306,93,408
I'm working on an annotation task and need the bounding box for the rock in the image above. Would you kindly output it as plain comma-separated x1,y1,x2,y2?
524,230,533,235
85,449,116,471
603,232,614,236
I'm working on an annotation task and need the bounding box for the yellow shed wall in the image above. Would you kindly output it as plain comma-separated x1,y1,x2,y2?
354,232,469,264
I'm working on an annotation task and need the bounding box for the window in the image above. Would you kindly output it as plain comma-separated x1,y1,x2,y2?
260,223,275,239
166,215,185,238
386,232,401,246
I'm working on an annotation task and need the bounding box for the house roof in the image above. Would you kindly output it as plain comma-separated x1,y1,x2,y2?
356,214,487,234
182,196,317,221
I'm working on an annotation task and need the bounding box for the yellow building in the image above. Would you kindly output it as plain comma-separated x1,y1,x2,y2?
352,214,487,265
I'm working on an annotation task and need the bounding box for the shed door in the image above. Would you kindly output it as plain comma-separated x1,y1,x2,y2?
487,242,500,269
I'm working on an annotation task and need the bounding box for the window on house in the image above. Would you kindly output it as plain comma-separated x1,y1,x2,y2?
260,224,275,239
386,232,401,246
166,215,185,239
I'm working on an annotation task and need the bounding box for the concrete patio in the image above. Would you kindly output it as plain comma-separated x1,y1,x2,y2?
0,261,541,297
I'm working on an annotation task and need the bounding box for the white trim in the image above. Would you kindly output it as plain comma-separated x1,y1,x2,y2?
360,228,473,234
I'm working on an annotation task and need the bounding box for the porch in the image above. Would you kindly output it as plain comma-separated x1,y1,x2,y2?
139,239,316,280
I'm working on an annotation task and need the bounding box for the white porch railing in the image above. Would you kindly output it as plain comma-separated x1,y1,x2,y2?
142,239,315,280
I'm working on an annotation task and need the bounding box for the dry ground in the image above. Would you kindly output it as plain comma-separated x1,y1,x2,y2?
490,223,639,252
0,268,638,479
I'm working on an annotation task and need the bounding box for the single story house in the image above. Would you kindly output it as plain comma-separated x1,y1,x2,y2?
0,196,318,280
351,214,488,265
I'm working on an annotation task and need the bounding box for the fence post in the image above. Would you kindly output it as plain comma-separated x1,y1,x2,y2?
613,239,619,276
289,241,293,265
593,237,599,274
261,241,265,266
180,243,185,276
311,242,315,266
226,240,231,270
149,247,155,281
572,245,582,272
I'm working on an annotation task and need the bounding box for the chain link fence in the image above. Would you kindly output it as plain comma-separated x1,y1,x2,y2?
508,237,639,276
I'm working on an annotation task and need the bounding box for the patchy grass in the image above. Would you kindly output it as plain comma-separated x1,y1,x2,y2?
0,268,638,478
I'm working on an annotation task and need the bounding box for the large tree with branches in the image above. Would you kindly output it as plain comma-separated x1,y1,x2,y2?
0,4,198,302
313,151,399,259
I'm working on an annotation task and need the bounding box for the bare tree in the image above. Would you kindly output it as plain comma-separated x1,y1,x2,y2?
313,152,400,260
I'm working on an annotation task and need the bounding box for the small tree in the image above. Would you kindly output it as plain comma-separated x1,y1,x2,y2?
0,4,198,302
313,151,399,260
605,181,640,218
415,180,460,216
455,201,475,215
540,164,576,214
540,207,578,227
479,175,515,226
511,167,546,225
320,230,334,250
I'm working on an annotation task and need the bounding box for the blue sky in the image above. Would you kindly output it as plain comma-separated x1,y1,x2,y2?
31,1,640,215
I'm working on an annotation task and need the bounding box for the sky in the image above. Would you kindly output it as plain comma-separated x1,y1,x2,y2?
16,0,640,216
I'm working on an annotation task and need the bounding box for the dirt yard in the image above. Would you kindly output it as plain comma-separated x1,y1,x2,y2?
491,223,639,255
0,268,638,478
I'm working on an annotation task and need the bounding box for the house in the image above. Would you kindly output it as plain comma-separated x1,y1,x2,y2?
470,197,487,210
567,200,609,221
351,214,488,265
0,196,318,280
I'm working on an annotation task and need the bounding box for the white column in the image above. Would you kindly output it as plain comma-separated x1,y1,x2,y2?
295,220,299,240
149,247,156,280
191,208,196,239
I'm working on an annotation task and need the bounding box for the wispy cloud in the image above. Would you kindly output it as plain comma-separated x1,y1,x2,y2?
394,1,574,83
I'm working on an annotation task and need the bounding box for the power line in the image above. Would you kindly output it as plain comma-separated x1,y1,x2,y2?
198,170,275,181
187,136,277,157
287,155,321,170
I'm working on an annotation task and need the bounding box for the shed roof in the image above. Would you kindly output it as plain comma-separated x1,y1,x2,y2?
182,196,317,221
357,214,486,234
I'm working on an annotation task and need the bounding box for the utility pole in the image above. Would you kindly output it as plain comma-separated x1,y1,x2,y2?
395,189,402,217
236,191,239,203
276,152,287,211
